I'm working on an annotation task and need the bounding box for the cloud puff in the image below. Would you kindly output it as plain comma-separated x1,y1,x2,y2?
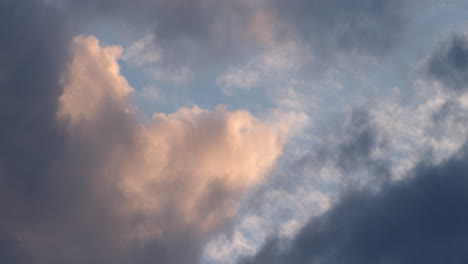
59,35,133,123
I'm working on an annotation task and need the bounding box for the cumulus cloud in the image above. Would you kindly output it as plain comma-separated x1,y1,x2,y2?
58,36,287,264
59,35,133,123
0,4,289,262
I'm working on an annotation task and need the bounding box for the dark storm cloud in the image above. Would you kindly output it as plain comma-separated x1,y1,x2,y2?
0,0,69,197
241,145,468,264
0,0,69,213
427,34,468,91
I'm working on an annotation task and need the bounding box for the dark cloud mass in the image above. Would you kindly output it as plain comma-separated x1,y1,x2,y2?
241,144,468,264
0,0,69,195
0,0,70,262
428,34,468,91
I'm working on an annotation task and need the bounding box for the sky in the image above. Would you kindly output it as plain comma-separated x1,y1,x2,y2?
2,0,468,263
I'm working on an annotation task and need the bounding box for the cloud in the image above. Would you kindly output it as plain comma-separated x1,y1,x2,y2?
0,0,70,205
271,0,415,58
325,107,390,181
0,1,453,264
241,143,468,264
0,8,289,263
216,40,312,94
64,0,277,57
289,105,392,190
217,69,260,93
427,33,468,92
0,0,71,262
57,36,287,264
237,36,468,262
59,35,133,123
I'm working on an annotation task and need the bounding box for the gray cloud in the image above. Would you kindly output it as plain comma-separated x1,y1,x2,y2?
292,106,390,188
272,0,414,58
241,144,468,264
427,34,468,91
64,0,273,60
333,108,390,181
0,0,69,195
0,0,71,262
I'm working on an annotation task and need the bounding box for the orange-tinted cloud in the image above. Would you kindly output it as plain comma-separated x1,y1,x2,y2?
49,35,289,263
